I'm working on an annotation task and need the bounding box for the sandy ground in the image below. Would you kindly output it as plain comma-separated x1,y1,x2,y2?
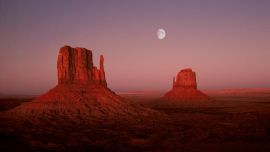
0,90,270,152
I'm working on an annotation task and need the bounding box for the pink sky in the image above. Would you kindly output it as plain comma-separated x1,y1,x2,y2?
0,0,270,94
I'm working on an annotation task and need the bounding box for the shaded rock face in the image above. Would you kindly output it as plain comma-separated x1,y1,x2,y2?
57,46,107,87
164,68,211,101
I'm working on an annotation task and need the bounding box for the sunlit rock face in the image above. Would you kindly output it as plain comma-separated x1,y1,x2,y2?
164,68,211,101
57,46,107,87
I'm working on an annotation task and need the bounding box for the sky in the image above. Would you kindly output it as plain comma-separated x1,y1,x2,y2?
0,0,270,94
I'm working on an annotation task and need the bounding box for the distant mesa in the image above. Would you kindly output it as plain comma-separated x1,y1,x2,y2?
7,45,155,122
173,68,197,89
163,68,211,101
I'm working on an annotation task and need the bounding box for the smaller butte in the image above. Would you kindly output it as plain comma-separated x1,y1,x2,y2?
163,68,211,101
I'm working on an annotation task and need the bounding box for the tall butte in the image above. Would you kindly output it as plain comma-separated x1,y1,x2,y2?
57,46,107,86
8,46,152,121
163,68,211,101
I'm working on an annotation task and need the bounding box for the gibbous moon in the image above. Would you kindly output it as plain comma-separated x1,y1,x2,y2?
157,28,166,39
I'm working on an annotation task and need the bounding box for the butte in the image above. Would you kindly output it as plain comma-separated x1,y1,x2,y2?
6,46,155,123
163,68,211,102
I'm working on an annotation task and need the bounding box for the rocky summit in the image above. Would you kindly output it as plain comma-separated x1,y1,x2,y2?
173,68,197,89
163,68,211,101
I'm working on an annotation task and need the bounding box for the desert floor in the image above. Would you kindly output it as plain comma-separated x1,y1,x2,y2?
1,90,270,152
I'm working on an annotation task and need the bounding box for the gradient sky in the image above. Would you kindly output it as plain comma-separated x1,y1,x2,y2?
1,0,270,94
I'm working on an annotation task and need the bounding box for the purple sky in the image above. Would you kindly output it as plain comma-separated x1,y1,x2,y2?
1,0,270,94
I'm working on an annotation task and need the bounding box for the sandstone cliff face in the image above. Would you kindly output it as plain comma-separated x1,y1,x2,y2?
57,46,106,86
164,68,211,101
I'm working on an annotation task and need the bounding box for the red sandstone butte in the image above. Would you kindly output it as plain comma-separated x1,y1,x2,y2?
163,68,211,101
7,46,154,121
57,46,107,86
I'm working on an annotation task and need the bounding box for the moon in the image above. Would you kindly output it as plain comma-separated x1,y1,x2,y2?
157,28,166,40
